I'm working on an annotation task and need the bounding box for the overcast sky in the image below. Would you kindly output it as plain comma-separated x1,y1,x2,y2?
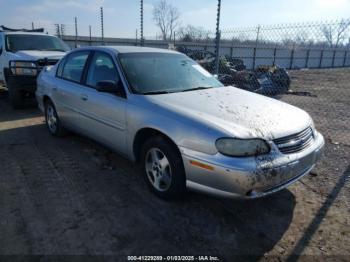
0,0,349,37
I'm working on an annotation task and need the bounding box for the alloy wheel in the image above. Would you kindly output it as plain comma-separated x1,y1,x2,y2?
46,104,58,134
145,148,172,192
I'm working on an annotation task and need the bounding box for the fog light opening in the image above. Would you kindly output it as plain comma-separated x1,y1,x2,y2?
246,189,258,197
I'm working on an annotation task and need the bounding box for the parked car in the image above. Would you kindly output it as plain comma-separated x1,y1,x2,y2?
0,26,69,108
36,46,324,199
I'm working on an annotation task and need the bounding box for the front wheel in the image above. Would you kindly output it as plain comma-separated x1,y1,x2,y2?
44,100,67,137
141,136,186,199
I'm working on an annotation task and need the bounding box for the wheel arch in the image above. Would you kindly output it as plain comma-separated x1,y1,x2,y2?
133,127,182,163
43,95,51,104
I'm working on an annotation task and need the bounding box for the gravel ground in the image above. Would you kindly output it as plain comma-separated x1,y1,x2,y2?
0,68,349,261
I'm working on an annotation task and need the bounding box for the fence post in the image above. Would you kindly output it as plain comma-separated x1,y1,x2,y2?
331,49,337,68
289,43,295,70
252,25,261,70
343,50,348,67
214,0,222,75
140,0,144,46
319,46,324,68
305,44,311,68
100,7,104,45
272,45,277,66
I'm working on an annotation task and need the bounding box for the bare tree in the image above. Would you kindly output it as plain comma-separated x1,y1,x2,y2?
294,30,309,45
178,25,210,41
152,0,180,41
321,19,350,47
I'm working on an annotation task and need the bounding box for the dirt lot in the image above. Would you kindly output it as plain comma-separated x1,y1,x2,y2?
0,68,349,261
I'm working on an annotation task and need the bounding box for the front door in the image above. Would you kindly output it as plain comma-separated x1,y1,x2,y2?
75,51,127,155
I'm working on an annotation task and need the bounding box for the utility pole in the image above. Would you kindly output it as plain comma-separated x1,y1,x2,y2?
252,25,261,69
100,7,105,45
214,0,222,75
31,22,34,30
89,25,92,46
140,0,144,46
74,17,78,48
54,24,61,38
60,24,65,37
136,29,138,45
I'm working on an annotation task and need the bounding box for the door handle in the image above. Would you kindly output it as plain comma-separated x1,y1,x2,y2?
80,94,88,101
52,86,58,91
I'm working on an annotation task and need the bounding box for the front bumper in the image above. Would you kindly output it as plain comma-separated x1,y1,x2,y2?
180,131,325,199
8,75,37,93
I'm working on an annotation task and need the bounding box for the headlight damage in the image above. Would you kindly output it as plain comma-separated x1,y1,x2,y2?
216,138,270,157
10,61,38,76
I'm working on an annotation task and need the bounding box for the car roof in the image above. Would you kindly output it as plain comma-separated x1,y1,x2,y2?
77,46,180,55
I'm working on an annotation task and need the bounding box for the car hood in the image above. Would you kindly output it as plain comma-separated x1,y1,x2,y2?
146,86,311,140
13,50,66,60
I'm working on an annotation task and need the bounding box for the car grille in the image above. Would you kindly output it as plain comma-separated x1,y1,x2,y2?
273,127,314,154
36,59,59,70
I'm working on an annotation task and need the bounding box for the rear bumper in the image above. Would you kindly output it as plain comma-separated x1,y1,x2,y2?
181,131,325,199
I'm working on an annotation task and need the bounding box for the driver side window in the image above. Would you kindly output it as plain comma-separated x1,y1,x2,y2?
86,52,119,88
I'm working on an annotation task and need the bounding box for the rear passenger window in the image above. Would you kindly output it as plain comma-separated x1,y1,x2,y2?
62,51,89,83
56,58,66,77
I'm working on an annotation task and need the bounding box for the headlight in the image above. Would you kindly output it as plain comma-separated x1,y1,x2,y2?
10,61,37,76
309,119,317,137
215,138,270,157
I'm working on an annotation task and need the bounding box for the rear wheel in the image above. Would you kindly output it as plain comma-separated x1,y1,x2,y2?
141,136,186,199
45,100,67,137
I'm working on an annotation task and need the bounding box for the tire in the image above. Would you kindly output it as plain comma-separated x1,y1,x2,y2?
44,99,67,137
7,77,25,109
140,136,186,199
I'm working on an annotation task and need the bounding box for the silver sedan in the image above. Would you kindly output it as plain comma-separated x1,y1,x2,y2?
36,46,324,199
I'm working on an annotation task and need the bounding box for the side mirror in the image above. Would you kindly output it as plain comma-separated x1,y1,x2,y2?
96,80,117,93
96,80,123,95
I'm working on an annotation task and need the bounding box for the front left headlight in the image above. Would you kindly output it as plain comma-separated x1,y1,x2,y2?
215,138,270,157
10,61,38,76
309,119,317,137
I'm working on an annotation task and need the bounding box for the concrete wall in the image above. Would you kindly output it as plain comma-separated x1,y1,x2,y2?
62,35,350,70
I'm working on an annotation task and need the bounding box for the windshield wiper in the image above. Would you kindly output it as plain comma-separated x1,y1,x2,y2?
142,90,173,95
180,86,212,92
33,49,65,51
44,49,66,52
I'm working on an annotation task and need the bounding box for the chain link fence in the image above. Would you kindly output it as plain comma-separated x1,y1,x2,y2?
173,20,350,147
47,19,350,147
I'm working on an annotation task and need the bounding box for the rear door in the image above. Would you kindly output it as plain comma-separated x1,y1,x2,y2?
75,51,128,155
53,50,91,131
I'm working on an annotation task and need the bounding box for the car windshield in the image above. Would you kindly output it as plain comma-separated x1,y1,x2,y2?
6,34,70,52
119,52,223,94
